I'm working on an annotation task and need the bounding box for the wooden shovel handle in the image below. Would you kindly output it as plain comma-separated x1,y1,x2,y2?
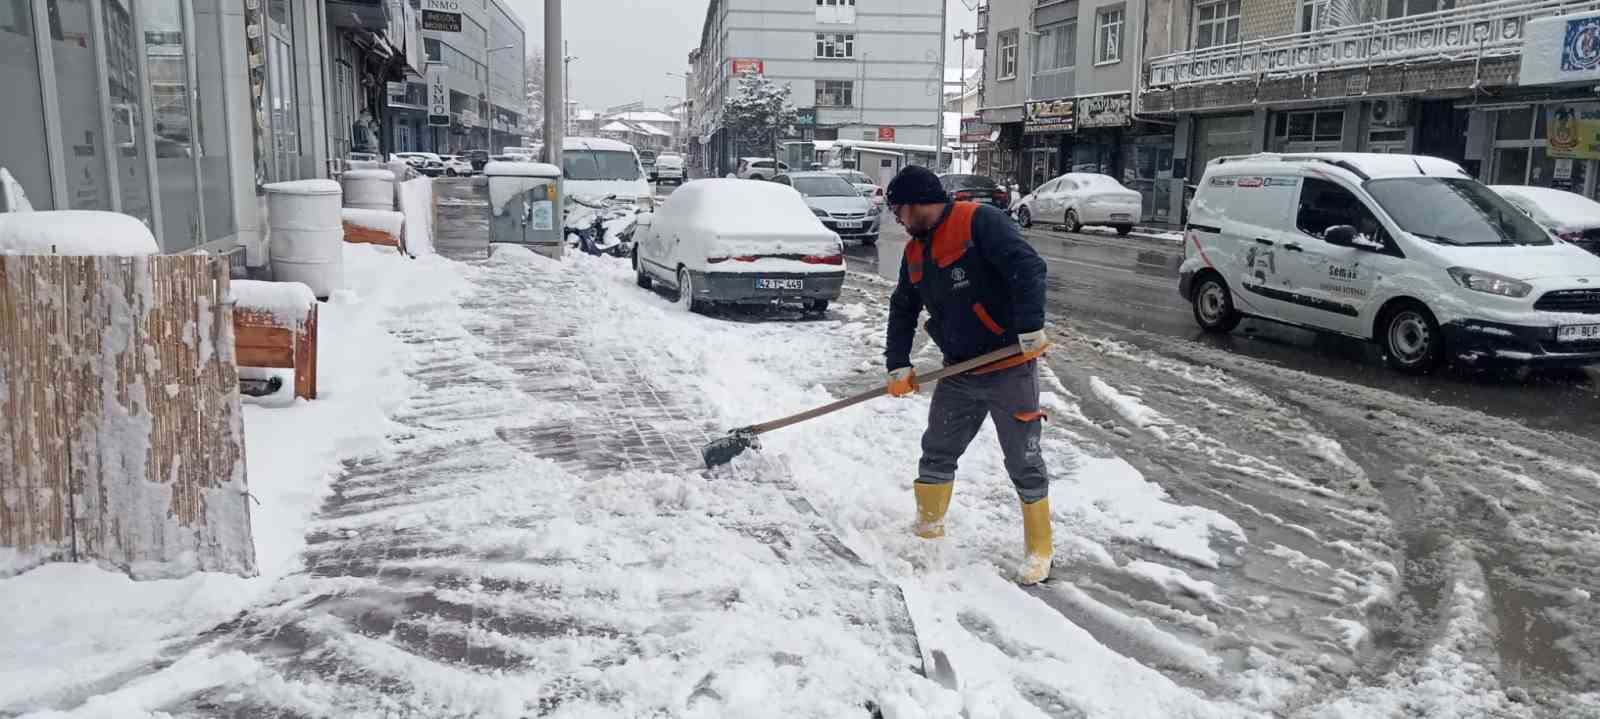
748,344,1024,436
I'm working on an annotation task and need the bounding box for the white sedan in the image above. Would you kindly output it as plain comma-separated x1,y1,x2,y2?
1017,172,1142,235
826,169,885,205
631,179,845,314
1490,185,1600,256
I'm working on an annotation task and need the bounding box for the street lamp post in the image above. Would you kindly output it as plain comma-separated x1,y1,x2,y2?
483,43,517,152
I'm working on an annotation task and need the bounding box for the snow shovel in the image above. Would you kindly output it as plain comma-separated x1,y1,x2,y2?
702,344,1024,468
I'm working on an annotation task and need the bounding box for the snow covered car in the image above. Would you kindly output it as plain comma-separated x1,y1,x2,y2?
736,157,789,181
631,178,845,313
938,174,1011,211
562,136,653,211
1181,152,1600,373
439,155,474,177
826,169,885,206
774,171,880,245
395,152,445,177
1491,185,1600,256
1023,173,1141,234
655,153,686,184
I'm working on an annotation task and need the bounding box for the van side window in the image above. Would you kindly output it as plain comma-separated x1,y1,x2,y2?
1297,178,1385,242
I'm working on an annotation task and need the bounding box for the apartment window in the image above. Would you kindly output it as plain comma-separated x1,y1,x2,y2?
997,30,1019,80
1386,0,1451,17
1298,0,1327,32
424,37,441,62
1194,0,1241,49
816,33,855,59
1035,21,1075,72
1096,8,1123,64
816,80,854,107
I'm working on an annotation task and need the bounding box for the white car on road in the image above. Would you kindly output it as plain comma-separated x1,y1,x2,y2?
1016,172,1142,234
439,155,474,177
736,157,789,181
774,171,880,245
631,178,845,314
1181,152,1600,372
1491,185,1600,257
826,169,885,205
655,153,686,184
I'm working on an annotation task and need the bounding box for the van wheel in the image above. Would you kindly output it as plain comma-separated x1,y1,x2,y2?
1017,206,1032,228
1066,209,1083,233
1192,275,1241,333
634,249,652,289
1380,301,1443,374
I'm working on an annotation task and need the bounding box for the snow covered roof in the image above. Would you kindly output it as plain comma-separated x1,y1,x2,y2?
636,122,674,137
485,160,561,178
566,136,635,152
600,121,633,133
609,110,680,124
0,210,159,255
834,139,937,154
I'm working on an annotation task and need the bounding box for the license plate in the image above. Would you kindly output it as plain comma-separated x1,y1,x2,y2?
756,278,803,290
836,221,862,229
1557,323,1600,342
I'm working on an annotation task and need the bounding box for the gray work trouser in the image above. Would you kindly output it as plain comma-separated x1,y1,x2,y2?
917,359,1049,503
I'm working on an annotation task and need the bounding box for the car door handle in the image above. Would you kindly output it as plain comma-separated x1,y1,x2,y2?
1283,242,1304,252
1254,238,1274,246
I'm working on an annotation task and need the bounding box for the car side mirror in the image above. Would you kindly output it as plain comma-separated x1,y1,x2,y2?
1323,224,1359,246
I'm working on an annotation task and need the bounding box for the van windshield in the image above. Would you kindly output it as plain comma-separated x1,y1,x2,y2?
564,150,641,181
1365,177,1551,246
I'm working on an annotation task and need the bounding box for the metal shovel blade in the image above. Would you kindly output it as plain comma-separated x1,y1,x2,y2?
702,428,759,468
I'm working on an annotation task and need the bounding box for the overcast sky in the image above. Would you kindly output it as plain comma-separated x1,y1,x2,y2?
503,0,980,111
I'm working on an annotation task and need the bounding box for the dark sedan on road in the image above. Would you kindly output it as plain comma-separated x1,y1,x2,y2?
939,173,1011,210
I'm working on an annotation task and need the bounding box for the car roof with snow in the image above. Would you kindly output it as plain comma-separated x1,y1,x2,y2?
1491,185,1600,226
1205,152,1470,181
658,179,827,234
564,136,635,152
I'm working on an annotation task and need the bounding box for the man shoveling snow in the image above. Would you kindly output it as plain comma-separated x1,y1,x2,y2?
882,165,1055,585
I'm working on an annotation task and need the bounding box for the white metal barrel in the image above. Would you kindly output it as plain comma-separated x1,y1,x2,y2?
265,179,343,298
342,169,396,211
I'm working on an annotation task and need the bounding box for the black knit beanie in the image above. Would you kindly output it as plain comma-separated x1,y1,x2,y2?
886,165,948,205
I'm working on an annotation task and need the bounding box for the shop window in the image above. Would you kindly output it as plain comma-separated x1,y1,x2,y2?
146,0,201,248
49,0,112,211
195,0,235,241
1194,0,1240,49
104,0,150,221
1271,109,1343,152
0,0,53,208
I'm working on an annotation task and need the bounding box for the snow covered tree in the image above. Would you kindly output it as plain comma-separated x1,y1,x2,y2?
525,52,545,142
721,71,799,160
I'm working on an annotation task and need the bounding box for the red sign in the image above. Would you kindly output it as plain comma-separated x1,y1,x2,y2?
877,127,896,142
730,58,764,75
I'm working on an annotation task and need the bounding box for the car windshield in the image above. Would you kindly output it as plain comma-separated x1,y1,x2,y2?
564,150,641,181
793,176,859,197
946,174,997,189
1365,178,1552,246
835,171,869,184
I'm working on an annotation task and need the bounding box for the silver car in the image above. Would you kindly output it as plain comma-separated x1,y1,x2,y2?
773,171,881,245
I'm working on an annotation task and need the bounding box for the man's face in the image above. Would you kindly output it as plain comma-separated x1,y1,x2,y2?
891,202,946,235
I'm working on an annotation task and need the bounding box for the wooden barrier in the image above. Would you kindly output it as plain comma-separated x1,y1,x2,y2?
0,255,255,579
232,281,318,401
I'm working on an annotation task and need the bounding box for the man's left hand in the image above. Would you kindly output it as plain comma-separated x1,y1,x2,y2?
1018,330,1051,360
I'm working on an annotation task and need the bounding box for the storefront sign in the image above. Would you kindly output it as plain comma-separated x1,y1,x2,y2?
730,58,765,75
877,127,896,142
428,70,450,126
1024,99,1074,134
1521,11,1600,86
960,116,991,143
1547,102,1600,159
1077,94,1132,129
794,107,817,126
422,9,461,32
422,0,459,9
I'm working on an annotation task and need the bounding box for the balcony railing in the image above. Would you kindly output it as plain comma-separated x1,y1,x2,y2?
1146,0,1588,88
1032,66,1076,100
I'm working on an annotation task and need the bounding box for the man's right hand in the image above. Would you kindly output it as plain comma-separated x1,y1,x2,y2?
887,367,918,397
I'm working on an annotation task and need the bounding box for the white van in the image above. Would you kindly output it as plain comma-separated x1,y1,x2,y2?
1179,152,1600,372
561,136,653,210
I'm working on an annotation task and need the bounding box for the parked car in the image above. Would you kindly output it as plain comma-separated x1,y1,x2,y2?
638,148,659,182
1490,185,1600,256
464,149,491,171
439,155,474,177
395,152,445,177
826,169,885,205
631,178,845,313
774,171,881,245
938,173,1011,211
561,136,653,210
1021,173,1143,234
1181,152,1600,373
737,157,790,181
655,153,686,184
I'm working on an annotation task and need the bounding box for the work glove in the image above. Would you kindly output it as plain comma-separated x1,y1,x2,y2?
1018,329,1051,361
887,367,918,397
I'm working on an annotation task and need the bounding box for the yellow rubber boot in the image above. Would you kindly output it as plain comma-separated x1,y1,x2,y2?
913,481,954,539
1018,497,1054,585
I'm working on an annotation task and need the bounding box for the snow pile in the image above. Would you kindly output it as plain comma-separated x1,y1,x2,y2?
231,280,316,327
340,208,404,236
2,168,33,211
0,211,158,255
0,243,469,713
397,177,435,255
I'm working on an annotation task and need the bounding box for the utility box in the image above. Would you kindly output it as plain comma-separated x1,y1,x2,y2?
485,161,563,259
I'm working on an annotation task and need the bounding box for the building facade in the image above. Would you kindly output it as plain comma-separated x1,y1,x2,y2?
691,0,947,177
390,0,527,154
978,0,1172,221
1131,0,1600,222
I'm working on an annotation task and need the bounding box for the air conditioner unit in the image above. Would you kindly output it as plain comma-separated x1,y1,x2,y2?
1369,98,1410,128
